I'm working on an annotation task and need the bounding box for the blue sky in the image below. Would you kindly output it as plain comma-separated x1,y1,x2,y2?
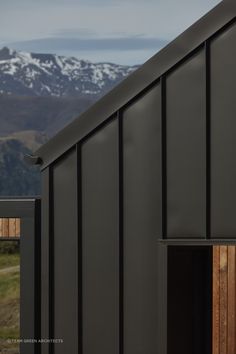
0,0,221,65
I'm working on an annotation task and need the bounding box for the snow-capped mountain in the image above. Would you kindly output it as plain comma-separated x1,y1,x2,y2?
0,47,138,97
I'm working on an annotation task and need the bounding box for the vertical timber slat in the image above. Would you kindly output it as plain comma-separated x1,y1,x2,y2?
3,218,9,237
15,218,20,237
227,246,235,354
219,246,227,354
0,218,21,237
9,218,16,237
213,246,236,354
213,246,220,354
0,219,3,237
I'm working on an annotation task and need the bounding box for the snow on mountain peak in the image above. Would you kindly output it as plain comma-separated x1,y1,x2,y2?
0,47,138,97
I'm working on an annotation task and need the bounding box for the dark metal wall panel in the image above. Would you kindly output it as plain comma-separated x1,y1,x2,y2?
211,23,236,237
41,169,50,354
20,200,41,354
82,120,119,354
53,149,78,354
123,85,162,354
166,49,206,238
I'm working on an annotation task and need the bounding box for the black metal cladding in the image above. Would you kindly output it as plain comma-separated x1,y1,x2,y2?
82,121,119,354
41,170,50,354
211,22,236,237
53,150,78,354
123,85,162,354
166,49,206,238
33,2,236,354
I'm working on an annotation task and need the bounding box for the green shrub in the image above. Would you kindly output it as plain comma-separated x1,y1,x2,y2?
0,242,20,254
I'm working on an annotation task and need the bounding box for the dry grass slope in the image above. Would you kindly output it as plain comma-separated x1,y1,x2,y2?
0,252,20,354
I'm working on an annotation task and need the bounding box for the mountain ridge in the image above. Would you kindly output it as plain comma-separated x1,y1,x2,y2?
0,47,138,97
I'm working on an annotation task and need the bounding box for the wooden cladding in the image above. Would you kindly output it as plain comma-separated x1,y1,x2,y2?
0,218,20,238
213,246,236,354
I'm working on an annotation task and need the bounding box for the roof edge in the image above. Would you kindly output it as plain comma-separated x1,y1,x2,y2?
24,154,42,166
32,0,236,169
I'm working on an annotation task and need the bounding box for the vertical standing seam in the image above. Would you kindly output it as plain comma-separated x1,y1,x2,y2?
161,76,167,239
34,199,41,354
118,111,124,354
77,144,83,354
49,166,54,354
205,40,211,239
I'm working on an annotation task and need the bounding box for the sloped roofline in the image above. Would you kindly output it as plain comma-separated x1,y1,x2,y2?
29,0,236,169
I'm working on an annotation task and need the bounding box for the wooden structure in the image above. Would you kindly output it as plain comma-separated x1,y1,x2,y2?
213,246,236,354
0,218,21,238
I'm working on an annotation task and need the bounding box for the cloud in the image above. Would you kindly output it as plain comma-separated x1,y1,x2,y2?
53,28,97,38
0,0,221,64
0,0,221,44
7,36,167,53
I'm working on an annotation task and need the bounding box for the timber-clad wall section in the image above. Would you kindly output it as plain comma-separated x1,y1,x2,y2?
213,246,236,354
0,218,20,237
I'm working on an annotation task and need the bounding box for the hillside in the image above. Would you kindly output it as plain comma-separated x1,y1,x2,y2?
0,94,94,138
0,135,41,196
